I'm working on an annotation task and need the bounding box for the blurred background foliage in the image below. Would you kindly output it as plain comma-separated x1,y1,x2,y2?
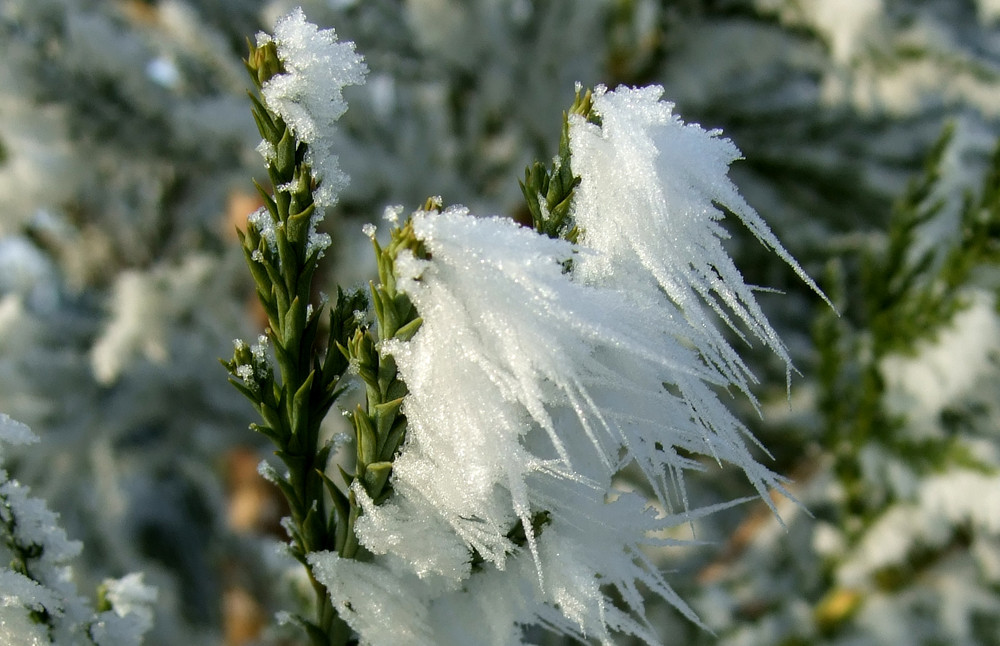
1,0,999,644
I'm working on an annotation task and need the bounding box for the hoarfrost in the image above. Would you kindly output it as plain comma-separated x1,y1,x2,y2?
0,602,48,646
0,412,37,448
259,7,367,212
1,414,154,645
247,206,277,254
344,198,798,641
570,84,827,398
255,139,276,162
235,364,254,382
89,573,157,646
351,483,471,585
308,551,437,646
257,459,280,485
321,85,831,642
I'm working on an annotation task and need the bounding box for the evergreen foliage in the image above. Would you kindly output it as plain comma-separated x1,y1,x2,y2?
0,1,998,645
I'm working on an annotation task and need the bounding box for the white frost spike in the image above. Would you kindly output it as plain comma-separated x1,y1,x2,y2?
570,85,828,397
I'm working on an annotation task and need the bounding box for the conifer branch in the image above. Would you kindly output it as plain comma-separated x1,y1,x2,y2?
337,211,427,559
519,87,596,244
223,39,362,646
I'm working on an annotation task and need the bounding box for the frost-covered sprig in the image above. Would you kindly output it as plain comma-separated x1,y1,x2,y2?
0,413,155,646
334,204,428,561
249,6,367,224
230,9,822,645
224,11,368,645
304,85,826,644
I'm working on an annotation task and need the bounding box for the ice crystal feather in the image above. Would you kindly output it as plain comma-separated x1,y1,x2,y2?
237,13,819,641
386,207,789,528
323,201,799,642
570,85,828,397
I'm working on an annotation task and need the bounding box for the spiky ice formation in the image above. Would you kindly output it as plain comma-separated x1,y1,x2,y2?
570,84,828,397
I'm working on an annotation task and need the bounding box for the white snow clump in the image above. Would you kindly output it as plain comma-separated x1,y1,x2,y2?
256,7,367,254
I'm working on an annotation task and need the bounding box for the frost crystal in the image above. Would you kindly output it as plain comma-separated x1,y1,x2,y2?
257,460,280,485
570,84,827,396
247,206,277,254
306,230,333,260
235,364,254,382
383,204,404,225
251,334,268,360
332,198,796,643
255,139,276,162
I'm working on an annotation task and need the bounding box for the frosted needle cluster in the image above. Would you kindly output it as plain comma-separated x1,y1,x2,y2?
308,88,820,646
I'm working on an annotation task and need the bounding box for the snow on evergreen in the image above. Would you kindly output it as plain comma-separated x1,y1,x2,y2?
307,81,826,643
0,1,998,644
0,415,156,646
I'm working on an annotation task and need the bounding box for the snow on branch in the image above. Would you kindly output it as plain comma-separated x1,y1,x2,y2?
0,414,156,646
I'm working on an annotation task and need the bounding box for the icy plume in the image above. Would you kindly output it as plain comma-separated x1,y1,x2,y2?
385,207,787,526
313,490,739,646
570,84,826,397
317,197,792,642
307,87,813,643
